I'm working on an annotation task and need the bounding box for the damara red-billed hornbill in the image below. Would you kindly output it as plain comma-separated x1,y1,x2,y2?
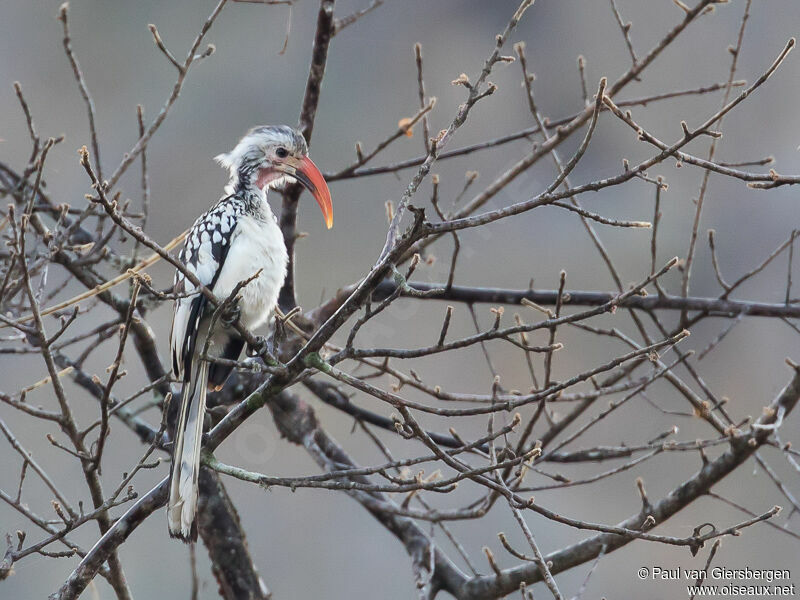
167,125,332,541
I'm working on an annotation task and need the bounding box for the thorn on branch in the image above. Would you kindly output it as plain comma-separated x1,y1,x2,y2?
194,44,216,62
498,532,535,562
636,477,652,511
575,54,591,106
384,200,394,225
483,546,503,576
437,305,454,347
698,442,710,466
490,306,504,329
51,500,72,527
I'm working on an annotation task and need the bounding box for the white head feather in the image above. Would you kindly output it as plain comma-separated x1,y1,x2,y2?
214,125,306,181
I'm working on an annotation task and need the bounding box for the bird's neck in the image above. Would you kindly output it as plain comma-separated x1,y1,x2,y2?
227,175,276,222
232,164,260,193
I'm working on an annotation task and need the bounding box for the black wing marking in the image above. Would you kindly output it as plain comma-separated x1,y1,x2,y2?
170,196,244,381
208,336,245,389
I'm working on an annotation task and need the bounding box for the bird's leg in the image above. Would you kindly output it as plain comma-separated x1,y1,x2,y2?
220,296,241,328
272,317,287,349
245,316,287,365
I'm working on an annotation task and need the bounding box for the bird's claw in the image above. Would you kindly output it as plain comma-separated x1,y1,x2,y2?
246,334,282,367
246,335,269,357
220,301,241,328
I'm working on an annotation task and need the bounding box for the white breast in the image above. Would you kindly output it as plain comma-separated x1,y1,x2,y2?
211,212,288,331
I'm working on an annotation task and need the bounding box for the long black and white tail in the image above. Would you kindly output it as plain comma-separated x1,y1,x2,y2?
168,360,209,542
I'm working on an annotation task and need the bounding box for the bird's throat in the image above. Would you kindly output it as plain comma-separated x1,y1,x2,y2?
255,167,286,192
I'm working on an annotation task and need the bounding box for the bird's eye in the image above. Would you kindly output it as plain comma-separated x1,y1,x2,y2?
275,147,289,159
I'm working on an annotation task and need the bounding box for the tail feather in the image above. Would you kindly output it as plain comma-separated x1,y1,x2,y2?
168,360,209,542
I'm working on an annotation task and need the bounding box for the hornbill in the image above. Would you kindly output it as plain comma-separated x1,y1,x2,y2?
167,125,332,541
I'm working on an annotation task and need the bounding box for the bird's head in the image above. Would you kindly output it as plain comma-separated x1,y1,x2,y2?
215,125,333,228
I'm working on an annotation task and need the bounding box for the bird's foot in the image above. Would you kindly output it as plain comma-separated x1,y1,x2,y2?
220,299,241,328
246,335,268,357
246,335,280,366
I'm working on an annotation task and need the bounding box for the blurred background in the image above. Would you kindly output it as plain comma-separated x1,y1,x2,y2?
1,0,799,598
